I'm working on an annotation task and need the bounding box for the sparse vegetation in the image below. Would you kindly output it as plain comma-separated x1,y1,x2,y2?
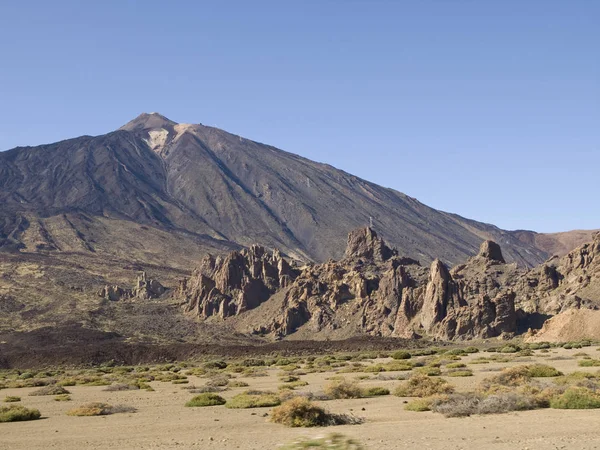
3,396,21,403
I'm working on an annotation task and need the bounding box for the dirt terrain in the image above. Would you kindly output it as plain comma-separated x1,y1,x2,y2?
2,346,600,449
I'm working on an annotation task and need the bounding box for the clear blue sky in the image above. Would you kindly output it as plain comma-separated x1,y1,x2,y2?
0,1,598,233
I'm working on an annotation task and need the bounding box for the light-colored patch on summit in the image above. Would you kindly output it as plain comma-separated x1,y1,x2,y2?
143,128,169,153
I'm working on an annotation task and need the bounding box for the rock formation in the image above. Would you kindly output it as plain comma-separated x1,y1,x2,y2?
177,245,299,319
514,232,600,316
98,272,166,301
181,228,542,340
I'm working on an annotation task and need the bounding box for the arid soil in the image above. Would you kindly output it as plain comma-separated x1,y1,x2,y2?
2,347,600,449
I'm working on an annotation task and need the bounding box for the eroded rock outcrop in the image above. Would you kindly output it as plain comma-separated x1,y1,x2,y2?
514,232,600,316
177,245,299,319
98,272,165,301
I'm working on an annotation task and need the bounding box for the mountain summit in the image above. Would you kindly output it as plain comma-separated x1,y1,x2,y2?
119,112,178,132
0,113,595,268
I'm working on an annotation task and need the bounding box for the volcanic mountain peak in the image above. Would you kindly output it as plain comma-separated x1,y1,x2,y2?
119,112,178,132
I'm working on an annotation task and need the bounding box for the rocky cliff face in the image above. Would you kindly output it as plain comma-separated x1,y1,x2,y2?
179,228,554,340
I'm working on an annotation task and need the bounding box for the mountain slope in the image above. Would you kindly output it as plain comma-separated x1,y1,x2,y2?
0,112,592,268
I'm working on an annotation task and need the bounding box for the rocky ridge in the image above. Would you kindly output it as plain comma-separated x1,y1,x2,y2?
177,229,600,341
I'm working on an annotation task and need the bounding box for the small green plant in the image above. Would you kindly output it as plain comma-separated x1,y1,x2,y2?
185,393,226,407
54,394,72,402
3,396,21,403
0,405,41,422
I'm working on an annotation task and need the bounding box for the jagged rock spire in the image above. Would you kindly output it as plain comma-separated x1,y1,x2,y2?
344,227,396,262
478,240,505,263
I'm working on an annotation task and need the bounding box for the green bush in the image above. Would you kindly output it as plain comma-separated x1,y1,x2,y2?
527,364,562,377
404,398,433,412
185,393,226,407
550,388,600,409
391,351,411,360
446,370,473,377
0,405,41,422
226,391,281,409
445,363,466,369
578,359,600,367
3,396,21,403
362,386,390,397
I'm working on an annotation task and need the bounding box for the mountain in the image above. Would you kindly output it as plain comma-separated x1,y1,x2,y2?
0,112,589,269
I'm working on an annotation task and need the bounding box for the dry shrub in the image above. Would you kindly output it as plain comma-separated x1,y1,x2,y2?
29,385,70,396
205,374,231,387
189,386,226,394
271,398,364,427
430,392,543,417
324,379,363,399
394,374,454,397
3,396,21,403
66,402,136,416
103,383,139,391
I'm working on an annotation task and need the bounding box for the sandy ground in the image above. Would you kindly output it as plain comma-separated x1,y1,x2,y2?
2,347,600,450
